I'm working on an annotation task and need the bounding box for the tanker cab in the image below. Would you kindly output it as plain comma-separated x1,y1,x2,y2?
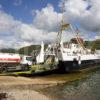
20,56,32,66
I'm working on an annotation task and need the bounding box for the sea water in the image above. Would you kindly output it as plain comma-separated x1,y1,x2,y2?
41,68,100,100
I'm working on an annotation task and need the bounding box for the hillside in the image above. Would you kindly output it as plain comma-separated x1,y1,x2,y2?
0,48,16,53
0,40,100,54
91,39,100,50
18,45,41,55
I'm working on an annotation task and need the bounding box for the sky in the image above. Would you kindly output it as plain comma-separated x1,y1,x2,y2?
0,0,60,23
0,0,100,49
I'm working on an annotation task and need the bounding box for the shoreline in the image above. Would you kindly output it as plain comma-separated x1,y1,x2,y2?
0,66,100,100
0,90,50,100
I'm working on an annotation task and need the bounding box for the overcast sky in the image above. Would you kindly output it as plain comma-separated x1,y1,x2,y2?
0,0,100,49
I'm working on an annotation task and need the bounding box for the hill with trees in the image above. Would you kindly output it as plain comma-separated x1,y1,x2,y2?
0,39,100,54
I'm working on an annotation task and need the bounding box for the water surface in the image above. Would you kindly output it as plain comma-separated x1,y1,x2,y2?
41,69,100,100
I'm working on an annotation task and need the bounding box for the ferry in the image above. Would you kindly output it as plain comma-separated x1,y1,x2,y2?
56,32,100,72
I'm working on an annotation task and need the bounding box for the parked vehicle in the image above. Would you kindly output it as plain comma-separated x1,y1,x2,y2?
0,53,32,73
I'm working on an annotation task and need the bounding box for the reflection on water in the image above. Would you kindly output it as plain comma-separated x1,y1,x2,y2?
41,69,100,100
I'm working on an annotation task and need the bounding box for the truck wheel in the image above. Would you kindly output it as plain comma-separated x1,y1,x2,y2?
24,66,29,71
1,67,8,73
21,64,29,71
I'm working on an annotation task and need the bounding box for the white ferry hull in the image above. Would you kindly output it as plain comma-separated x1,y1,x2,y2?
58,53,100,72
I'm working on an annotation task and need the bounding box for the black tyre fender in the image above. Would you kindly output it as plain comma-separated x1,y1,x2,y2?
73,58,79,70
64,66,70,72
63,62,70,72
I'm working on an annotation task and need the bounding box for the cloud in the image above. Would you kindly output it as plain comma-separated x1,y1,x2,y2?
0,6,58,49
60,0,100,32
0,4,2,9
0,39,35,49
15,23,57,43
31,9,36,16
0,11,21,33
0,1,99,49
95,35,100,39
33,4,62,32
13,0,22,6
0,11,37,49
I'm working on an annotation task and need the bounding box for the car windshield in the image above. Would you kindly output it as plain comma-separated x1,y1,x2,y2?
26,57,32,61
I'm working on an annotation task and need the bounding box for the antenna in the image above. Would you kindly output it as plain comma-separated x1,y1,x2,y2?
57,1,69,43
55,0,70,50
61,1,65,28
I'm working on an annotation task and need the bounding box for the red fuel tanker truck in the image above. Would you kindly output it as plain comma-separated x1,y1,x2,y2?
0,53,32,73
